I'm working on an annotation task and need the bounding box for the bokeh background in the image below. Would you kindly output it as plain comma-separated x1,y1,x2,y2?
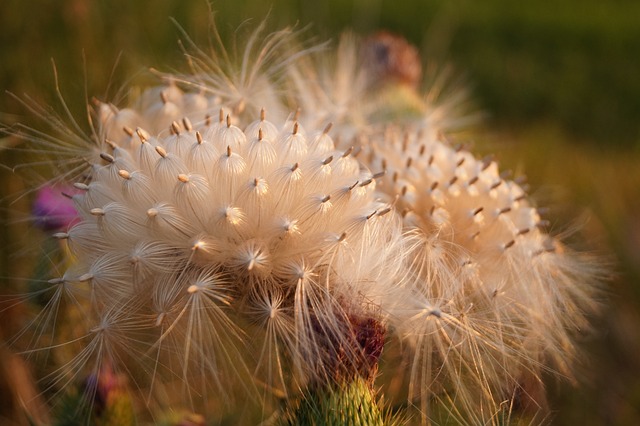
1,0,639,424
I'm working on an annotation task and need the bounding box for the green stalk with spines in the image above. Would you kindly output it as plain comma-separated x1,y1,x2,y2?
280,376,387,426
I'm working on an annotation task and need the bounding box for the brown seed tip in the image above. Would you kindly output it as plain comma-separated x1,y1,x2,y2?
182,117,193,131
73,183,89,190
155,146,167,158
100,153,114,163
136,127,150,143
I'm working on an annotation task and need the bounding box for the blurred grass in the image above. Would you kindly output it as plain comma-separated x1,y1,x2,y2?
1,0,639,424
3,0,638,146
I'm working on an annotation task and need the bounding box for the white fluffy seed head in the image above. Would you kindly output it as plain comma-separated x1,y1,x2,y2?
363,124,601,419
7,24,601,425
43,86,406,413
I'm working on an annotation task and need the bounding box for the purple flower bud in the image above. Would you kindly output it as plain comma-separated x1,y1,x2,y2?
84,364,124,417
32,184,79,230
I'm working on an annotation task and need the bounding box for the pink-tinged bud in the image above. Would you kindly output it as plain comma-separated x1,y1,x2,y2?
32,184,79,230
84,364,134,425
361,31,423,88
84,365,117,415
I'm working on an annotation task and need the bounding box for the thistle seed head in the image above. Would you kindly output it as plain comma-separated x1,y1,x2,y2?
4,23,603,425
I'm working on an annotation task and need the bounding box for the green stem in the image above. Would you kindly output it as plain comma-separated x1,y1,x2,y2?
282,376,385,426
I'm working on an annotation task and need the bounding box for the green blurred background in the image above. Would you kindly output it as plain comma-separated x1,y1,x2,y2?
1,0,639,424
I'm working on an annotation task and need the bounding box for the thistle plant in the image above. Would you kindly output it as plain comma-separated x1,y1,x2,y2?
1,20,602,425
